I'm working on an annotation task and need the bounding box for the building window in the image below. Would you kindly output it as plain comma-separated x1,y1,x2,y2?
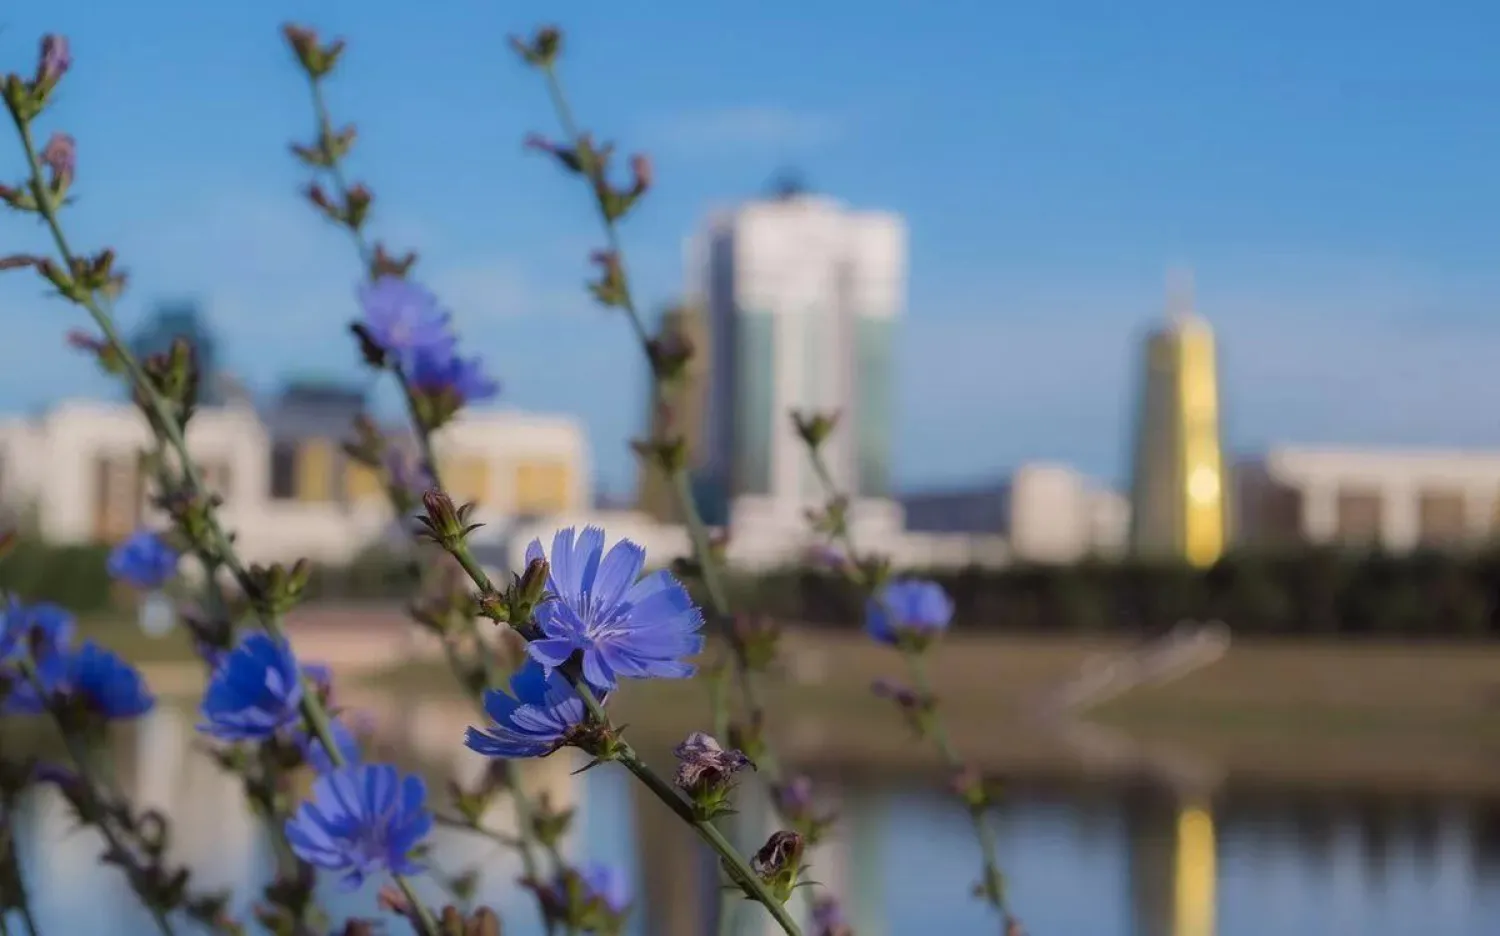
855,316,894,499
269,441,297,500
344,461,385,504
1334,487,1383,545
513,459,570,516
295,439,334,502
733,310,775,496
1417,489,1467,547
92,455,142,542
200,460,233,505
1260,482,1305,545
442,454,490,506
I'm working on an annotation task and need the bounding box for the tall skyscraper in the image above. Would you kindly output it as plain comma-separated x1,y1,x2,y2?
636,302,710,523
1127,272,1228,566
687,186,905,533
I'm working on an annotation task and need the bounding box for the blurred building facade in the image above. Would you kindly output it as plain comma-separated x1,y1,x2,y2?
0,394,590,565
636,302,711,524
901,463,1130,563
1127,276,1229,567
1233,447,1500,552
687,186,906,541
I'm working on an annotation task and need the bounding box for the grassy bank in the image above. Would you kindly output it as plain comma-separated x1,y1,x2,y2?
70,610,1500,793
355,632,1500,793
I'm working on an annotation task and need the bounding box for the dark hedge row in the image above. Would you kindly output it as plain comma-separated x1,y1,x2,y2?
720,549,1500,639
6,541,1500,638
0,540,417,614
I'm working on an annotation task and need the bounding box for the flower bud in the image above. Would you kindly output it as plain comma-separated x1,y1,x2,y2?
516,557,551,610
530,792,575,850
415,489,482,550
281,24,345,79
792,409,841,451
745,830,806,904
245,560,313,616
732,614,782,671
342,183,373,231
40,131,75,195
509,27,563,68
37,35,72,88
587,250,627,308
672,732,752,820
370,242,418,279
646,322,694,382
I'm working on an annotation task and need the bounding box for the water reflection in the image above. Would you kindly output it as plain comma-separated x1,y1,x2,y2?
6,704,1499,935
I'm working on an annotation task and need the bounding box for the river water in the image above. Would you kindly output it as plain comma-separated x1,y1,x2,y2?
4,704,1497,936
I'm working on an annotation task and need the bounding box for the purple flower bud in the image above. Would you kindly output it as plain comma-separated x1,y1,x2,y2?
673,732,752,819
40,133,75,186
37,35,71,86
812,894,854,936
747,830,806,903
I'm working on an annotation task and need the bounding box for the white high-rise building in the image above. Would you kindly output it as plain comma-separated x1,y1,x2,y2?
685,185,906,538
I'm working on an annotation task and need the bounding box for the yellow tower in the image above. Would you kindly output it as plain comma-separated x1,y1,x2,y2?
1127,270,1228,567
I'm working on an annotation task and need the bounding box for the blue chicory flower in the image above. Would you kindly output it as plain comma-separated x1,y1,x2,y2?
199,632,304,741
357,276,455,364
865,578,955,647
407,345,500,406
464,659,591,759
106,530,180,590
284,762,432,889
523,527,705,692
0,599,74,662
5,641,154,719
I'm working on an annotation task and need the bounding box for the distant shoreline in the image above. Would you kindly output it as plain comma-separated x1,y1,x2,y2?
105,608,1500,799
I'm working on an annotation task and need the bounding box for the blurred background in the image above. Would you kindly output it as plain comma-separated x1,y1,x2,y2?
3,1,1500,934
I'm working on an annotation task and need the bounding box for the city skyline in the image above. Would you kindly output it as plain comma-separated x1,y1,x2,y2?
1,0,1498,496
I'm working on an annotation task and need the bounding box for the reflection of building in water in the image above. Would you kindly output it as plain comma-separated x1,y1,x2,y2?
632,777,886,936
123,706,260,889
1127,790,1216,936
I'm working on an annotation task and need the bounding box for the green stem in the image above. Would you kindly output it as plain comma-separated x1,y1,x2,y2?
535,64,783,784
570,683,803,936
5,108,440,936
295,66,551,899
802,444,1016,926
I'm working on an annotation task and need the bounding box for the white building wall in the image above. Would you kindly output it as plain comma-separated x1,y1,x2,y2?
1241,447,1500,550
0,399,592,567
698,194,906,537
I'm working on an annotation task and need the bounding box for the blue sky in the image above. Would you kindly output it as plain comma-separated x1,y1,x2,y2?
1,0,1498,495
